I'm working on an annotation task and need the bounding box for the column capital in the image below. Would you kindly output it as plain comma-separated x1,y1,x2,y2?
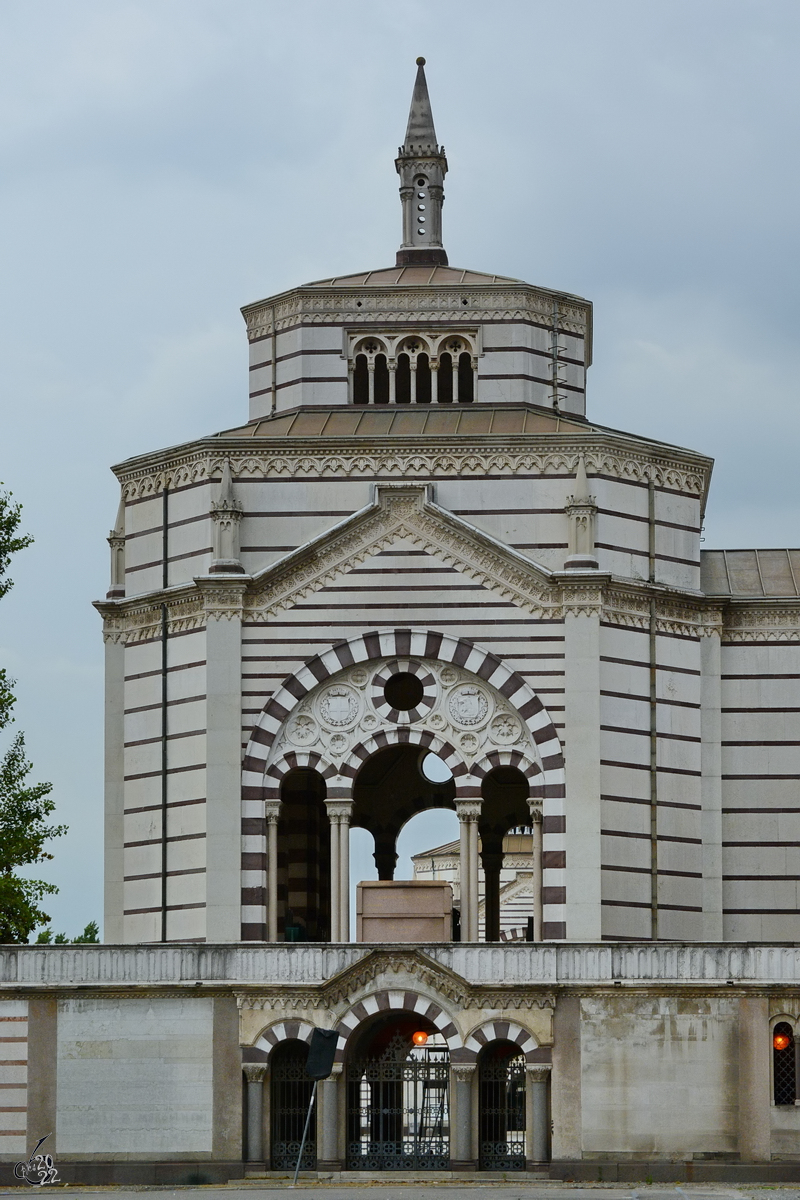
264,801,282,825
529,801,543,824
455,800,482,823
326,799,354,824
242,1061,268,1084
451,1063,477,1082
525,1063,551,1081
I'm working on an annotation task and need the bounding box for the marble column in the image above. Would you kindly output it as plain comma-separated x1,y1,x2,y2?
450,1064,476,1168
242,1063,268,1163
455,801,481,942
526,1064,551,1166
326,799,353,942
265,803,280,943
317,1066,343,1169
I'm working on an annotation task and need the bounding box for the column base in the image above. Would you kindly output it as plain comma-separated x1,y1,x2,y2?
449,1160,477,1171
316,1160,343,1170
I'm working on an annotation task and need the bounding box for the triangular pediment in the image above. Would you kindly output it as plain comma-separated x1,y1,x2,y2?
321,946,470,1007
245,484,559,622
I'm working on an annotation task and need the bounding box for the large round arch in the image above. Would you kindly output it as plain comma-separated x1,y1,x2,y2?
241,629,566,941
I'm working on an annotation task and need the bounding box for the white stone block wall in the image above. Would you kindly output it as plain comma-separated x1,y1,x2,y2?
55,997,213,1156
580,994,739,1156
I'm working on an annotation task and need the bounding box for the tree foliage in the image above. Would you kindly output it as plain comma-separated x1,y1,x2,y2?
35,921,98,945
0,485,65,943
0,734,66,942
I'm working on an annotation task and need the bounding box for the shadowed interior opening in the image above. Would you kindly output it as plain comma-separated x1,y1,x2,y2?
384,671,424,711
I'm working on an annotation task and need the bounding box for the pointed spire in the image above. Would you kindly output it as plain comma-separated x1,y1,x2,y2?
218,459,235,507
573,455,592,504
404,57,438,148
395,58,448,267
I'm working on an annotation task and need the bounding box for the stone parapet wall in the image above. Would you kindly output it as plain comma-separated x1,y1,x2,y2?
3,942,800,988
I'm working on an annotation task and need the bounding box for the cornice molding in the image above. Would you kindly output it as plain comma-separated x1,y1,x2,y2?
113,439,710,502
234,948,557,1013
240,285,591,342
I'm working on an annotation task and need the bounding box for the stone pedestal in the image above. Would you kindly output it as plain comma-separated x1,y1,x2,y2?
450,1064,476,1169
526,1064,551,1166
317,1071,342,1169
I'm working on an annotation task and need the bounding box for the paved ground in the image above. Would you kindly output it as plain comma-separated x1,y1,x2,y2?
3,1187,800,1200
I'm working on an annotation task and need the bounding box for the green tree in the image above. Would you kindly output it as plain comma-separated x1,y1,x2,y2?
0,485,65,943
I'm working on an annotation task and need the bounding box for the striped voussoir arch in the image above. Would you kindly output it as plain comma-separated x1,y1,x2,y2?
332,989,463,1064
463,1019,540,1063
241,629,566,941
337,726,468,790
262,748,338,803
253,1019,315,1058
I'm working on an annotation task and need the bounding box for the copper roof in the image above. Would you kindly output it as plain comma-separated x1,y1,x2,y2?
216,405,592,440
701,549,800,597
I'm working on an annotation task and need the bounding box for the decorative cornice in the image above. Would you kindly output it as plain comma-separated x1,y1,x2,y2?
112,439,710,503
240,285,591,342
721,603,800,643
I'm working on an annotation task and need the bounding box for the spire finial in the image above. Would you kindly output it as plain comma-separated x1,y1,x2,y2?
395,58,448,267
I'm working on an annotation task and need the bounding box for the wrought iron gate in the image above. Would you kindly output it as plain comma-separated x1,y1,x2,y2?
270,1042,316,1170
479,1047,526,1170
347,1033,450,1170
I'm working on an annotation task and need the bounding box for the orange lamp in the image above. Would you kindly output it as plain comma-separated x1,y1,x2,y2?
412,1030,429,1046
774,1032,792,1051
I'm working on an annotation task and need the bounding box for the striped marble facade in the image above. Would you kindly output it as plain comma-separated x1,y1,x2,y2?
96,261,800,950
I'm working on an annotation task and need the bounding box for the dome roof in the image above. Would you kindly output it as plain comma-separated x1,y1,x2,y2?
301,265,527,288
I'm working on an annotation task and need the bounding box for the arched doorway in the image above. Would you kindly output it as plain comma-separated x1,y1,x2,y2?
352,744,456,881
277,768,330,940
346,1013,450,1170
478,1040,526,1171
479,766,532,942
270,1039,317,1170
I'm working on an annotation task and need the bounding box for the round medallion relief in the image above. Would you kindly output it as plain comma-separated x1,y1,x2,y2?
439,666,459,687
287,714,318,746
448,685,490,728
490,714,522,745
317,684,360,729
328,732,349,756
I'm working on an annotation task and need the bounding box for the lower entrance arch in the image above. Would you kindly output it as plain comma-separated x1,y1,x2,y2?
346,1011,450,1170
478,1040,526,1171
270,1039,317,1170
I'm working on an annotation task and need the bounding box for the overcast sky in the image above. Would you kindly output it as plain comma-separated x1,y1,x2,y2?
1,0,798,938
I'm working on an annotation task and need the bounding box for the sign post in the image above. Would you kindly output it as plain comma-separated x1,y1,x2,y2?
292,1028,338,1186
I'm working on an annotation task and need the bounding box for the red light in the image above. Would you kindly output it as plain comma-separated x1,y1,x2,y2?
412,1030,429,1046
774,1033,791,1051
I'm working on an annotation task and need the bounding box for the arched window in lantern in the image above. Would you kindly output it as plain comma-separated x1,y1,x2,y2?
353,354,369,405
374,354,389,404
773,1020,796,1106
396,353,411,404
416,353,431,404
438,352,453,403
458,352,474,403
